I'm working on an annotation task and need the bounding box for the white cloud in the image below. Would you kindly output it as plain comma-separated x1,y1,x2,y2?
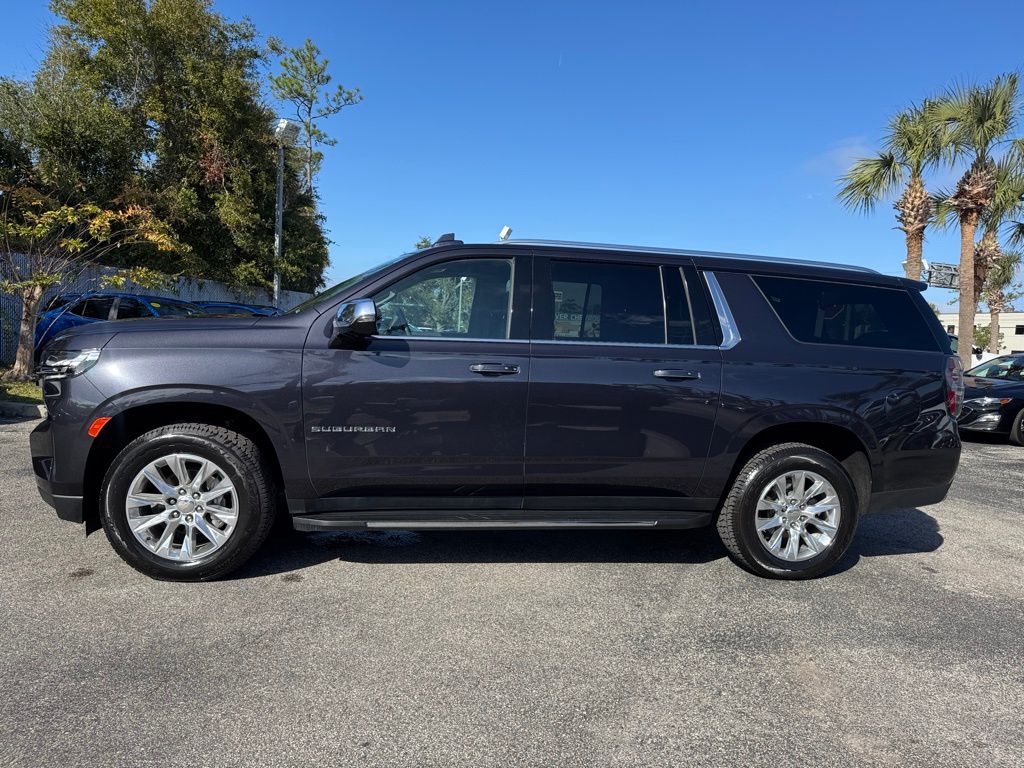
803,137,873,175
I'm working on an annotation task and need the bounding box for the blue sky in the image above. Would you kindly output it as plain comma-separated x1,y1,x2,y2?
3,1,1024,307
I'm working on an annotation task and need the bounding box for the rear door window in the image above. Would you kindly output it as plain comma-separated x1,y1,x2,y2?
79,296,115,320
115,297,150,319
545,260,665,344
754,276,939,351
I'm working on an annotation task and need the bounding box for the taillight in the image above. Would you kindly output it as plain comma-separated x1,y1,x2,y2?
945,355,964,417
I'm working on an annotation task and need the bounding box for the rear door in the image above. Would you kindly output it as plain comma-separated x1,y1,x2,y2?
525,253,723,514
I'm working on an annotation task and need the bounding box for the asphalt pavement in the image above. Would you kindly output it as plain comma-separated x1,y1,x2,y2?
1,415,1022,767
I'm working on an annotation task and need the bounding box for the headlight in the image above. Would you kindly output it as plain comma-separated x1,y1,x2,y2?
38,349,102,380
964,396,1013,407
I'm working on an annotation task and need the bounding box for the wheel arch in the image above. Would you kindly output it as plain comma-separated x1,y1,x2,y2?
83,399,287,527
720,420,874,517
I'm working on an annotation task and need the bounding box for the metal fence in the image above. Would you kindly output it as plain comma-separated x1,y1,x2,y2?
1,256,312,366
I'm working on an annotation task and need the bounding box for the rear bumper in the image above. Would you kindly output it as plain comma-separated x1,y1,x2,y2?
30,418,85,523
868,482,952,513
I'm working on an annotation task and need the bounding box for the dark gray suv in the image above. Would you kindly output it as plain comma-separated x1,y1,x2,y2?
31,237,963,581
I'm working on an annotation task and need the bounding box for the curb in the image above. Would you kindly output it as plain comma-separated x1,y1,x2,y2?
0,400,46,419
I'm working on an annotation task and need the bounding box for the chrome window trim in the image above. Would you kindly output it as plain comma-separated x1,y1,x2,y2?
703,272,741,349
369,335,524,344
530,339,721,351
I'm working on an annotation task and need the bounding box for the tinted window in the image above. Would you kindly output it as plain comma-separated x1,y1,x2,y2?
115,298,150,319
662,267,693,345
661,266,722,346
546,260,665,344
204,304,254,316
148,299,204,317
373,258,513,339
78,296,115,320
967,356,1024,380
754,276,939,351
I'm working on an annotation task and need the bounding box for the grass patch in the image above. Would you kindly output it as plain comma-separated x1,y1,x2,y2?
0,379,43,404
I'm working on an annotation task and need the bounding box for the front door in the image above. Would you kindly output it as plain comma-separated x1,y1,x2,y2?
525,254,723,514
302,253,531,513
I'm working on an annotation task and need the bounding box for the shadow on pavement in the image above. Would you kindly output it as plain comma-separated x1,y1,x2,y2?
232,506,943,580
231,525,728,579
831,507,943,575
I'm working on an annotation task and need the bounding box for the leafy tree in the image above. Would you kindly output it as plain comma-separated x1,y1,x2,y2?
5,0,331,294
269,38,363,194
838,100,949,280
0,184,178,380
929,74,1020,369
414,235,434,249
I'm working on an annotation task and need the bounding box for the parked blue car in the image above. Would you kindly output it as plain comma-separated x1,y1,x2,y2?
195,301,283,316
35,292,207,357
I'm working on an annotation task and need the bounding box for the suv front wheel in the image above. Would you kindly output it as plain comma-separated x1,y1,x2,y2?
99,423,276,581
716,443,858,579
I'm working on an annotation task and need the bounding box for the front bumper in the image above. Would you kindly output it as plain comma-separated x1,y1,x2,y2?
957,405,1015,434
30,418,84,523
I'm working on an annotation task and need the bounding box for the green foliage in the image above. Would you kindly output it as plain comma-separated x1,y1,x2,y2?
0,379,43,404
930,74,1019,163
0,0,332,293
974,323,996,350
101,265,177,291
270,38,363,193
414,235,434,250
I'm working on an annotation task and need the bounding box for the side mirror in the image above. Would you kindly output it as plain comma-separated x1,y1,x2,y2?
330,298,379,348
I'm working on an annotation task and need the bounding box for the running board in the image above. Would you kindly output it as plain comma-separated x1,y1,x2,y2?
365,520,658,529
290,511,711,532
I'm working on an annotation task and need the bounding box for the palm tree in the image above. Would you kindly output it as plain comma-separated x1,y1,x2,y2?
838,100,947,280
929,74,1019,369
982,249,1021,354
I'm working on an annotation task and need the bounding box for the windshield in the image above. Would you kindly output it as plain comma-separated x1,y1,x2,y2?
967,356,1024,381
148,299,206,317
287,252,413,314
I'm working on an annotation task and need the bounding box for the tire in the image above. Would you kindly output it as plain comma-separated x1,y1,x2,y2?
715,443,858,580
99,423,276,581
1009,410,1024,446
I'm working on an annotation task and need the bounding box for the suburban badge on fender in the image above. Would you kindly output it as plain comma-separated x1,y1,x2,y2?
311,425,397,433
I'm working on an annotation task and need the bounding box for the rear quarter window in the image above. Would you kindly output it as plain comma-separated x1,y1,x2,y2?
753,275,940,352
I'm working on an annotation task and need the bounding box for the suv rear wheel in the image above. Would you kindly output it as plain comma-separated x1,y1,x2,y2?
99,423,275,581
716,443,858,579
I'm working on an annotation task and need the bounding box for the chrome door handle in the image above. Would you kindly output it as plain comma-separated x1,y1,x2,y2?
654,369,701,380
470,363,520,376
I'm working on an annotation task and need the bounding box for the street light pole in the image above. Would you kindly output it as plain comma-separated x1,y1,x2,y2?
273,141,284,308
271,118,300,308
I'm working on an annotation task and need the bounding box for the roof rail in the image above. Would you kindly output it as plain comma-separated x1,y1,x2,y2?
499,238,878,274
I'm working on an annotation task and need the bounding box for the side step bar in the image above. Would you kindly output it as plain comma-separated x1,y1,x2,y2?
290,512,711,532
365,520,658,529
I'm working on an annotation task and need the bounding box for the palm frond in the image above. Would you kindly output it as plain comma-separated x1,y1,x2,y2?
1008,220,1024,247
836,152,904,213
930,188,959,230
886,99,948,175
932,73,1019,162
988,249,1022,291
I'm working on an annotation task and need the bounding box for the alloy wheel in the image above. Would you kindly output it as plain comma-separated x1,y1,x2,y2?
754,470,841,562
124,453,239,564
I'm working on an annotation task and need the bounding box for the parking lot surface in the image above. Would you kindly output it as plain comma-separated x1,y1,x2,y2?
1,416,1022,767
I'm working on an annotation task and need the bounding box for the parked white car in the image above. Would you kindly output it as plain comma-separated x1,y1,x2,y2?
948,334,999,366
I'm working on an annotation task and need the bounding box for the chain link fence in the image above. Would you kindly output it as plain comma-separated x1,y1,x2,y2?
1,256,312,366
